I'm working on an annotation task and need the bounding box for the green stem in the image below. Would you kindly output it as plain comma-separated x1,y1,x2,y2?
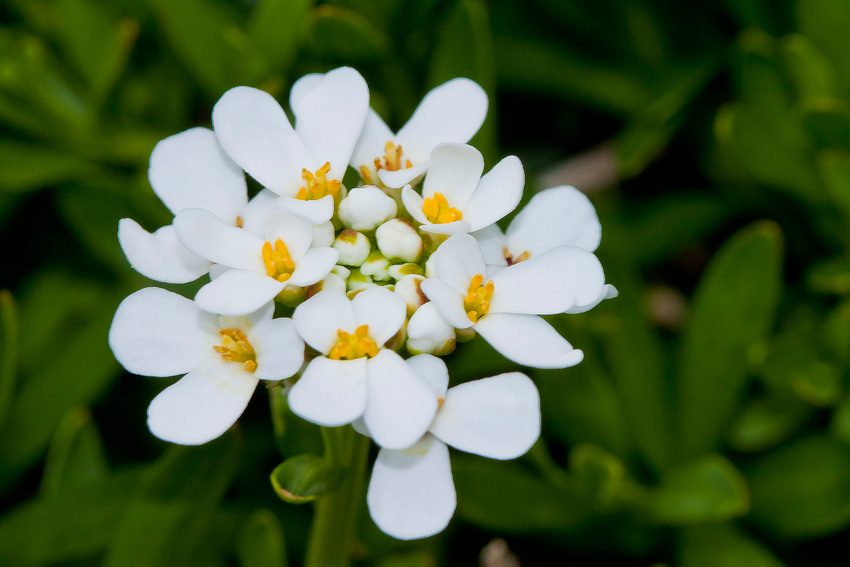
304,426,370,567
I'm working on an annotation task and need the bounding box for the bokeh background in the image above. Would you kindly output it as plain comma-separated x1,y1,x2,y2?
2,0,850,565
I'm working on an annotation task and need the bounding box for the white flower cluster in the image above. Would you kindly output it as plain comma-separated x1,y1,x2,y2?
108,67,616,540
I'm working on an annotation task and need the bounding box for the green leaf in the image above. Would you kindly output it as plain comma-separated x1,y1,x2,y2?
726,396,811,453
676,222,783,459
678,524,786,567
806,253,850,294
0,141,100,193
830,394,850,445
648,454,750,525
801,103,850,152
568,444,626,507
40,406,109,497
797,0,850,96
248,0,311,70
816,151,850,220
270,454,346,504
374,551,437,567
306,5,389,61
237,510,287,567
746,435,850,537
0,290,17,431
429,0,497,164
104,433,241,567
780,33,838,102
733,30,790,115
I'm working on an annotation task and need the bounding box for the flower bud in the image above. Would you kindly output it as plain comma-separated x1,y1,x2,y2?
346,268,374,292
338,186,398,231
306,272,347,299
407,302,456,356
394,274,427,315
376,218,423,262
387,263,425,280
333,229,371,266
360,251,392,282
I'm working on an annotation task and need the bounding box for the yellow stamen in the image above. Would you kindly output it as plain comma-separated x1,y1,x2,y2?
296,162,341,201
236,216,244,228
328,324,379,360
422,192,463,224
437,397,445,409
503,247,532,266
214,328,257,372
262,238,295,282
374,141,413,173
464,273,494,323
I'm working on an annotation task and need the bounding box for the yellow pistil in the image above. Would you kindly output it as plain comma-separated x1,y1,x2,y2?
214,328,257,372
262,238,295,282
504,247,532,266
464,273,494,323
296,162,341,201
422,192,463,224
328,324,379,360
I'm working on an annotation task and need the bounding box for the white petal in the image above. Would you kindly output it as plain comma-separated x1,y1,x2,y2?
364,351,438,450
264,212,314,261
312,221,336,248
566,284,619,314
376,164,429,189
396,78,488,164
401,184,429,225
195,269,285,316
288,72,323,114
349,108,395,171
173,208,265,272
472,224,509,268
406,302,457,355
213,86,315,193
277,194,335,224
293,290,356,354
118,220,210,284
109,288,217,377
147,358,258,445
462,155,524,232
488,246,605,315
405,354,449,398
352,417,371,438
367,436,456,540
430,373,540,459
250,318,305,380
148,127,247,222
288,247,338,287
431,233,486,295
418,220,471,235
239,189,280,236
474,313,584,369
218,300,275,332
507,185,602,254
422,143,483,209
293,67,369,182
288,357,367,426
419,279,473,330
352,286,406,347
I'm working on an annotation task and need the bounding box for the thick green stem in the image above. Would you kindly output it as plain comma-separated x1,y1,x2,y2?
304,426,370,567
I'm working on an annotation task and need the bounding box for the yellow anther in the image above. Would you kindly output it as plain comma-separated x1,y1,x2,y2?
374,141,413,173
296,162,341,201
328,324,379,360
437,397,445,409
214,328,257,372
422,192,463,224
503,247,532,266
464,273,494,323
236,216,244,228
359,164,375,185
262,238,295,282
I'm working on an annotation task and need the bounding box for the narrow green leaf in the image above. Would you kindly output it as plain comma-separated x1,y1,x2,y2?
568,444,625,507
40,406,109,497
830,394,850,445
237,510,287,567
781,34,838,102
816,151,850,221
746,435,850,537
807,254,850,294
733,30,790,115
0,290,17,431
676,222,783,459
0,141,100,193
648,454,750,525
248,0,312,70
678,523,786,567
270,454,346,504
726,396,811,453
307,5,389,61
801,104,850,152
797,0,850,96
104,433,241,567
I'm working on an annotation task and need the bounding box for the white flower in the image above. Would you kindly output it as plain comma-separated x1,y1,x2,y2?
338,186,398,231
366,355,540,540
474,185,618,312
343,78,487,188
108,288,304,445
406,302,455,356
212,67,369,224
173,210,338,315
401,143,523,235
288,288,437,449
119,127,276,284
421,234,605,368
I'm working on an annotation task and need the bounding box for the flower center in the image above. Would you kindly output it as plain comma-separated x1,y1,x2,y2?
359,141,413,185
504,247,532,266
464,273,494,323
296,162,341,201
213,328,257,372
262,238,295,282
422,192,463,224
328,324,379,360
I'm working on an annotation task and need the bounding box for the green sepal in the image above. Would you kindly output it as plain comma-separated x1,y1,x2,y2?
270,454,347,504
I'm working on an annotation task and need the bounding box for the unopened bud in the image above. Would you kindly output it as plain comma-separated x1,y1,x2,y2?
394,275,427,315
376,218,423,262
338,186,398,231
407,302,456,356
333,229,371,266
360,251,392,281
312,221,335,248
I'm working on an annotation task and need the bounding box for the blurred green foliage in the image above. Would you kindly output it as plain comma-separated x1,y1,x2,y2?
3,0,850,565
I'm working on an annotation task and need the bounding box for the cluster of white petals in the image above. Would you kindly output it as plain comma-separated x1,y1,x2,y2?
109,67,616,540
